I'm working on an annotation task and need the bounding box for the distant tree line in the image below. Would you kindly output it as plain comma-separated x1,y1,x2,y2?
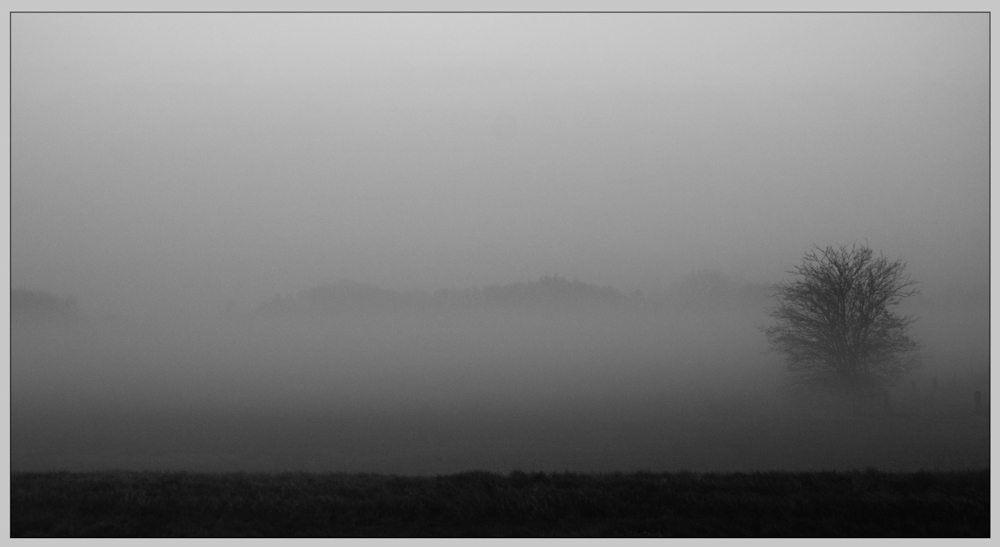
252,272,770,318
478,274,626,309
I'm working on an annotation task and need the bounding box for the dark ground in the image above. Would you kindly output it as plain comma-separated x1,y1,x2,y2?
10,469,989,537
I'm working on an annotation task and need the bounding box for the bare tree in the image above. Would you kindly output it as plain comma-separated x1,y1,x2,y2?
764,243,920,398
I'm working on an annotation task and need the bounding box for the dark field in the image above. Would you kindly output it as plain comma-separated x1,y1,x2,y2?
11,469,989,537
12,300,990,537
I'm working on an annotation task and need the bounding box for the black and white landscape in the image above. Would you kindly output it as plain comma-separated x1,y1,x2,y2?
9,10,990,537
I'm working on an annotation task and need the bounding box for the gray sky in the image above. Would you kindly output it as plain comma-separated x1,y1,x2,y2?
11,13,988,316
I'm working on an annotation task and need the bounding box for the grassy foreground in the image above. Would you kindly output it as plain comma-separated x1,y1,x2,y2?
11,469,989,537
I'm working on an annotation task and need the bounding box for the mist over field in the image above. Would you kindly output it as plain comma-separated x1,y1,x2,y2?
10,13,989,474
11,275,989,473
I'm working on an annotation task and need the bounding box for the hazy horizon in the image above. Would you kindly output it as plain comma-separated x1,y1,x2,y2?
12,13,988,319
10,12,989,475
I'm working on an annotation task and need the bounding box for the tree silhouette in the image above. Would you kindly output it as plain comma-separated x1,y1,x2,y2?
764,243,920,396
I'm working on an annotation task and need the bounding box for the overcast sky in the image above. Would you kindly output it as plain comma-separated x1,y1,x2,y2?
11,13,988,316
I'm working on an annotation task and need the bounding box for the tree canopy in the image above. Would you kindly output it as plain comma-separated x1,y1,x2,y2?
764,244,920,393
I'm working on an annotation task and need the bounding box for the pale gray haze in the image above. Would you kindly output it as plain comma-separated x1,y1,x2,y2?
11,13,989,473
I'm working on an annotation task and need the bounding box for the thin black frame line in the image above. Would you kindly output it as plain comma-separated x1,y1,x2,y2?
6,11,994,14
